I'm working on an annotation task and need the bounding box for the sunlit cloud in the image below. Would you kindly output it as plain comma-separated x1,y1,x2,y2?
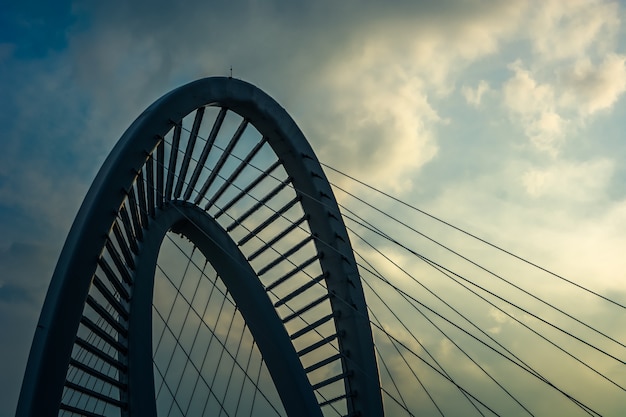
462,80,490,107
521,158,614,200
528,0,620,61
503,60,568,154
559,54,626,116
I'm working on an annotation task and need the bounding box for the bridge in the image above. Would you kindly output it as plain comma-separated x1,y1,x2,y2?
16,77,625,416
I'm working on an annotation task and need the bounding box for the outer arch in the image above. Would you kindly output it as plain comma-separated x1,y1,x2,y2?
17,77,383,416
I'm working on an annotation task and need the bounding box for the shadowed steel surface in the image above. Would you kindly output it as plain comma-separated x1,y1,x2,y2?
17,77,384,417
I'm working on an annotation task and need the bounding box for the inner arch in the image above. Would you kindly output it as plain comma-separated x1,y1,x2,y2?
152,234,284,416
128,202,321,417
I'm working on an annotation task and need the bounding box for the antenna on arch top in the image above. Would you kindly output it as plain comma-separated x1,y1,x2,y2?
229,66,233,78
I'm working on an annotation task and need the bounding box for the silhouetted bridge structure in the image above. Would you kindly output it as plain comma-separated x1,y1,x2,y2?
16,78,626,417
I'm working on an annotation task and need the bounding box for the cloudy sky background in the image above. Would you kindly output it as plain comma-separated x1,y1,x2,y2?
2,0,626,415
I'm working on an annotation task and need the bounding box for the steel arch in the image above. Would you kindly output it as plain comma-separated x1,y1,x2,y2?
17,77,384,416
128,202,320,416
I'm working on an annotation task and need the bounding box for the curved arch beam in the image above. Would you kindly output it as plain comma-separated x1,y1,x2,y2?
128,202,321,417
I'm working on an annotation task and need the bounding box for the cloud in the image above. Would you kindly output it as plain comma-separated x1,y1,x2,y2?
0,301,40,416
0,168,86,238
0,242,55,303
289,1,527,192
3,1,626,415
58,0,529,196
528,0,620,61
559,54,626,116
499,1,626,154
418,154,626,297
502,54,626,154
503,61,568,153
314,71,441,193
521,158,614,200
0,242,56,414
462,80,490,107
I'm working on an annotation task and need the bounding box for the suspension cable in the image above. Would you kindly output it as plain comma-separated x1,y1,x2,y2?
331,180,626,351
139,114,619,416
321,163,626,310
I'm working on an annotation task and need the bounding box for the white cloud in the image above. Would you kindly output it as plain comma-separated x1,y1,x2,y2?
559,54,626,115
503,54,626,153
504,61,555,114
503,61,568,154
500,1,626,154
315,69,441,194
528,0,620,61
521,158,614,200
462,80,490,107
294,2,528,192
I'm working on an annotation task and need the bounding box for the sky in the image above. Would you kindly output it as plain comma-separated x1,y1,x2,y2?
1,0,626,416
